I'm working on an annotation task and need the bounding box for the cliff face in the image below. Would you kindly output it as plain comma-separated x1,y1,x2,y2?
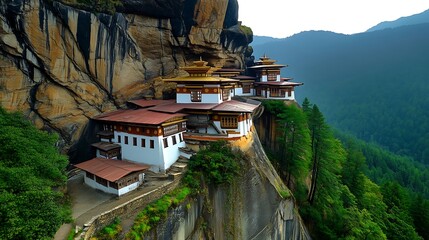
141,131,311,240
0,0,250,156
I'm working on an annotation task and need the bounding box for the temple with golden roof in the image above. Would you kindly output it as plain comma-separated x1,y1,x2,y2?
74,56,300,195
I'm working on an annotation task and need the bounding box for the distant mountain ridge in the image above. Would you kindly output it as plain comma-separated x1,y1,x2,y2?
251,36,282,46
251,23,429,164
367,8,429,32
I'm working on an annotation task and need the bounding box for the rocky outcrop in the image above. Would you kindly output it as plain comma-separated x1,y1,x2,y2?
0,0,251,159
141,131,311,240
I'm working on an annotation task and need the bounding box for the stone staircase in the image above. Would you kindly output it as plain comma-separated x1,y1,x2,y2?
144,170,169,181
167,151,194,179
179,147,197,159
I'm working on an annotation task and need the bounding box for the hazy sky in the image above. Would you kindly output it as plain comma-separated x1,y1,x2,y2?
237,0,429,38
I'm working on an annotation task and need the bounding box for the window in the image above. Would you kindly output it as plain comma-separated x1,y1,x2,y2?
117,135,121,143
222,89,230,101
221,116,238,128
133,137,137,146
125,136,128,145
163,124,179,136
86,172,94,179
163,138,168,148
179,133,183,142
172,135,177,145
96,176,108,187
242,84,251,93
270,88,285,97
150,140,154,149
190,90,202,102
268,73,277,81
141,138,146,148
109,181,118,189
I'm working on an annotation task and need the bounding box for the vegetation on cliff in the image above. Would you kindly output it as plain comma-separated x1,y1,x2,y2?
58,0,123,14
263,99,428,239
184,140,241,189
123,141,241,239
0,107,70,240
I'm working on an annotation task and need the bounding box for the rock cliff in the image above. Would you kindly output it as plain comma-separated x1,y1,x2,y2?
0,0,251,158
140,131,311,240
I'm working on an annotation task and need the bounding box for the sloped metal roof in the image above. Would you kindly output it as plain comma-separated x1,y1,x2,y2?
75,158,149,182
93,109,186,125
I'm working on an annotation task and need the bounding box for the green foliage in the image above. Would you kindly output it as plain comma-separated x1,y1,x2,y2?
126,187,191,239
183,141,241,189
239,25,253,43
262,100,311,190
336,131,429,198
0,107,69,240
279,189,291,199
97,218,122,240
266,99,425,239
60,0,122,14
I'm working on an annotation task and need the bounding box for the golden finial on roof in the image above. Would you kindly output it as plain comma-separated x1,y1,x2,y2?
260,54,269,61
193,57,208,67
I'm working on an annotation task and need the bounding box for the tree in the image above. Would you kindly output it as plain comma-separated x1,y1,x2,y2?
410,195,429,239
0,107,69,239
277,104,311,189
381,182,422,240
307,104,329,204
342,148,366,203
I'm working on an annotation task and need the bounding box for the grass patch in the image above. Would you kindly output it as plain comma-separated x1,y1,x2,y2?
95,217,122,240
279,189,291,199
126,187,191,239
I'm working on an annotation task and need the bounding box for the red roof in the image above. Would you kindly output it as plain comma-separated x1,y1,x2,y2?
75,158,149,182
212,100,260,113
149,103,218,113
93,109,187,125
128,99,174,108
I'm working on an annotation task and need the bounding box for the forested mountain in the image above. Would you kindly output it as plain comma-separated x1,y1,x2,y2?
252,23,429,165
263,100,429,240
367,9,429,32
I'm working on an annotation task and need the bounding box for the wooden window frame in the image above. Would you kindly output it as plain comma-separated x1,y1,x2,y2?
163,138,168,148
141,138,146,148
242,84,251,93
190,90,202,102
220,116,238,129
222,89,230,101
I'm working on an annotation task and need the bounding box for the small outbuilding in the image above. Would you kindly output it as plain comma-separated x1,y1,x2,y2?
75,158,149,196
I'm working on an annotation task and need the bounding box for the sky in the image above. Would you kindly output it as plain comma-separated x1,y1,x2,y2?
237,0,429,38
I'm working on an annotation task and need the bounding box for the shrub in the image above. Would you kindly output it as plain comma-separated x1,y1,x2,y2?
126,187,191,239
184,141,241,189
